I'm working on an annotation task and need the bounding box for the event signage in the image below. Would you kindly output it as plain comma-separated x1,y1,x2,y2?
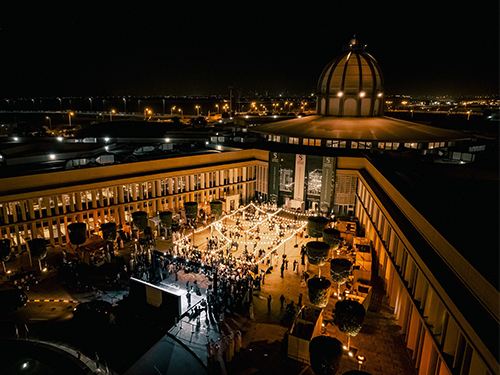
294,154,306,201
320,156,336,213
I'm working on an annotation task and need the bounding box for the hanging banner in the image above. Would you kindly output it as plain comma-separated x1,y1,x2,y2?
294,154,306,201
268,151,280,204
320,156,336,213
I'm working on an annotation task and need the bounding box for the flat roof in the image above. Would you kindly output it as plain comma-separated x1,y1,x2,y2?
252,115,472,142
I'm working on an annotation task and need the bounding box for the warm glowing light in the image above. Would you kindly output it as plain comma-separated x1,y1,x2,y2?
165,138,170,142
377,92,383,97
337,92,343,97
359,91,366,98
49,154,56,160
57,137,63,142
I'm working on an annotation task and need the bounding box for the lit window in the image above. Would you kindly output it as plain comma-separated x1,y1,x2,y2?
339,141,346,148
379,142,385,149
315,139,321,146
303,138,309,145
351,141,358,149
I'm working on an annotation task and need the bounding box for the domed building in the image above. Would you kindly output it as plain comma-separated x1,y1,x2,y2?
316,38,384,117
251,38,474,155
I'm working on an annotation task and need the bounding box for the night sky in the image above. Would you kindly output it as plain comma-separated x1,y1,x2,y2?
1,1,498,98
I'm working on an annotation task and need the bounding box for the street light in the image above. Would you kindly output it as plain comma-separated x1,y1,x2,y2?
68,111,74,126
178,108,183,118
45,116,52,130
110,109,116,121
195,105,200,117
171,106,176,117
215,104,219,114
144,108,152,120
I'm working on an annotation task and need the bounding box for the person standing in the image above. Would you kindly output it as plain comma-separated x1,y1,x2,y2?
298,293,303,307
267,295,272,313
280,262,285,278
293,259,298,272
280,294,285,309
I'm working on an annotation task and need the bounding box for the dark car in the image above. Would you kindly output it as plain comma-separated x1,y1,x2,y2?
0,287,28,312
73,300,114,324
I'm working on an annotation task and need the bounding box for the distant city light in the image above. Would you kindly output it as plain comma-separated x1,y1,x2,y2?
57,137,63,142
13,137,18,141
48,154,56,160
165,138,170,142
104,137,110,142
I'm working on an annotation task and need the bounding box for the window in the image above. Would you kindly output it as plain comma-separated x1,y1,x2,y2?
315,139,321,146
339,141,346,148
379,142,385,149
303,138,309,145
351,141,358,149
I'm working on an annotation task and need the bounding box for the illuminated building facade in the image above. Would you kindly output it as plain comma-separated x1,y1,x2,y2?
0,40,497,375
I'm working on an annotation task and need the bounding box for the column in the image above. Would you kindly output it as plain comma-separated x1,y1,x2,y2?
168,178,174,195
44,197,52,217
242,166,247,182
28,199,35,220
215,171,220,187
118,185,125,203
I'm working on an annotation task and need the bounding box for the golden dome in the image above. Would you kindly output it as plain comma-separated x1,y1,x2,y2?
317,38,385,117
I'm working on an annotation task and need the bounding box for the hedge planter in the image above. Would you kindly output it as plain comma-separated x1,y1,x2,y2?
309,335,343,375
0,239,11,262
101,222,117,242
322,228,342,252
28,238,47,270
334,299,366,349
330,258,352,297
67,222,87,247
132,211,148,231
210,200,223,219
308,277,332,308
184,201,198,220
306,241,331,267
307,216,329,239
159,211,173,229
1,239,11,273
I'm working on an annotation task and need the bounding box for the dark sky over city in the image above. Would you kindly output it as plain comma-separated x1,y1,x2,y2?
1,1,498,98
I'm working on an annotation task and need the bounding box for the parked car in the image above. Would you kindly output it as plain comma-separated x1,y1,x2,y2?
73,300,114,324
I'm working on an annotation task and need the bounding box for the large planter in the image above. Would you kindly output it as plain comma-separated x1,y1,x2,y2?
322,228,342,251
210,200,223,219
308,216,329,239
306,241,331,266
0,239,11,262
307,277,332,308
309,335,343,375
132,211,148,231
28,238,47,261
184,201,198,220
159,211,173,229
101,222,117,242
334,299,366,337
330,258,352,284
67,222,87,246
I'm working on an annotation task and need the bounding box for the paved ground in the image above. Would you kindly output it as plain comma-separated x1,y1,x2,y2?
0,208,417,374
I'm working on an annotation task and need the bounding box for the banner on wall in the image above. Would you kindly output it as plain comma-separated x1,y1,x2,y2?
320,156,336,213
268,151,280,204
294,154,306,201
